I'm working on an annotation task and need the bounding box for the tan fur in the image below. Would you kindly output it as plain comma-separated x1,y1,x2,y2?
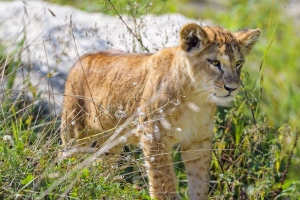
60,23,260,200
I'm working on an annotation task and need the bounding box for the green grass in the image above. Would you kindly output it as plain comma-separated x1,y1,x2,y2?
1,137,150,199
1,0,300,199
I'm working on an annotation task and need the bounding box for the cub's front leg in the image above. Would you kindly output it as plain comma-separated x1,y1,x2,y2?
181,138,213,200
140,127,180,200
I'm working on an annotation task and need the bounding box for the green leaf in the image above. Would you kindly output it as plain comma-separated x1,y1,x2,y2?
21,174,34,185
81,168,90,178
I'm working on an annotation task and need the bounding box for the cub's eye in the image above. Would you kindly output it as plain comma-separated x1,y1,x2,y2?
208,59,221,70
210,60,220,66
236,60,244,68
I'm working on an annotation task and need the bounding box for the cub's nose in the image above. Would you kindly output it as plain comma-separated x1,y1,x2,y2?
224,85,238,93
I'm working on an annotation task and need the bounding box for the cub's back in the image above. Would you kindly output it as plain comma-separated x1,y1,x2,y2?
65,51,152,97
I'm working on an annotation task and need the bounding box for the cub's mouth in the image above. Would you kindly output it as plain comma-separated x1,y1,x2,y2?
213,94,234,102
211,92,238,106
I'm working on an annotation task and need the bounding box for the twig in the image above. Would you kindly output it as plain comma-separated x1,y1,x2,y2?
241,82,257,126
106,0,149,53
213,151,233,194
279,130,299,185
43,40,57,117
274,130,299,197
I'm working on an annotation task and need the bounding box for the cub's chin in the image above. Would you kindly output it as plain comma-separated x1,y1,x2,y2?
211,95,235,107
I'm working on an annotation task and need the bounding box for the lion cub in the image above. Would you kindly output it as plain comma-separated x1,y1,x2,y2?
60,23,260,199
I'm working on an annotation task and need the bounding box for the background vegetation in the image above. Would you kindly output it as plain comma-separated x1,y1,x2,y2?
1,0,299,199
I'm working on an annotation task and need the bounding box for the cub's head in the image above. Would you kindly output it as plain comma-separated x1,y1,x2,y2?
179,23,260,105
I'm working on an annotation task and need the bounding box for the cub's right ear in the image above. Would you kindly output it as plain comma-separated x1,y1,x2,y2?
179,23,210,52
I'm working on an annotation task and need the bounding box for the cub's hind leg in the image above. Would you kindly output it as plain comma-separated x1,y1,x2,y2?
59,90,96,157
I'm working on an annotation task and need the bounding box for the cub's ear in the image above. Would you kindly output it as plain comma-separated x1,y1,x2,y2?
233,28,261,55
179,23,210,52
